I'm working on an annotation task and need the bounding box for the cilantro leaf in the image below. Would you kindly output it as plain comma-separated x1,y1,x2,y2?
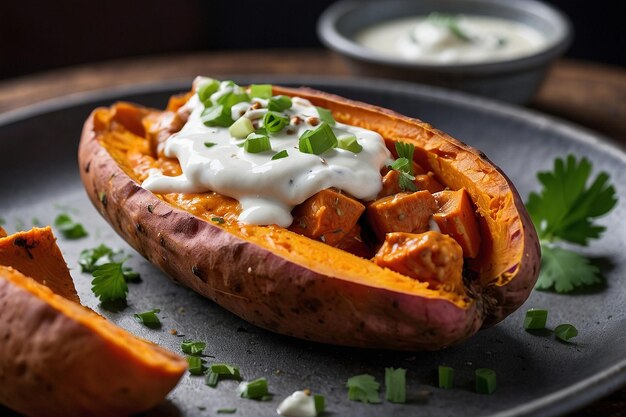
391,143,418,192
91,263,128,302
347,374,381,404
526,155,617,245
526,155,617,293
80,244,140,283
54,213,88,239
536,245,601,293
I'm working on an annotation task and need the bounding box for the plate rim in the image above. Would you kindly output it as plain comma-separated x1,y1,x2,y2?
0,75,624,417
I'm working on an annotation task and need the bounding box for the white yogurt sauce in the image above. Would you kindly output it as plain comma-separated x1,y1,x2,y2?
355,14,546,64
277,390,317,417
142,78,392,227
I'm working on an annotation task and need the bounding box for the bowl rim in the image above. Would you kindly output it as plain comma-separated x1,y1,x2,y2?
317,0,573,75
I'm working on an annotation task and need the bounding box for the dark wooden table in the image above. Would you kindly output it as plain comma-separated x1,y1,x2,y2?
1,50,625,416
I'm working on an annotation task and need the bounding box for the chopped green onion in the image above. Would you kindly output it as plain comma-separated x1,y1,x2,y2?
181,339,206,355
268,95,292,112
428,13,472,42
187,356,206,376
271,150,289,160
250,84,272,99
438,366,454,389
337,134,363,153
299,122,338,156
314,394,325,413
385,367,406,403
205,370,219,387
475,368,497,394
211,216,225,224
197,79,220,104
216,408,237,414
237,377,269,399
346,374,381,404
217,92,250,108
555,324,578,342
201,105,232,127
54,213,88,239
204,142,217,148
211,363,241,379
229,117,254,139
244,133,272,153
263,111,289,133
316,106,336,126
133,308,161,328
524,308,548,330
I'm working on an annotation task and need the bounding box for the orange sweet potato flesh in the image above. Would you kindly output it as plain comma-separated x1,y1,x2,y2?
0,226,79,303
367,191,437,240
374,231,464,294
0,230,187,417
433,189,482,258
289,188,365,246
77,84,540,350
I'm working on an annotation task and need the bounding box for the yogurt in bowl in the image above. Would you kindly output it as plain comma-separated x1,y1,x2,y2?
355,13,547,64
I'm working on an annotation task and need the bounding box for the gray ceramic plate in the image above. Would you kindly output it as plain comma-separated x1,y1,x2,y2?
1,77,625,417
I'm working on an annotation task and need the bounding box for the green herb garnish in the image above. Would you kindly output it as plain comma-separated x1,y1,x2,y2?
346,374,381,404
204,142,217,148
187,356,207,376
337,134,363,153
216,409,237,414
244,133,272,153
54,213,88,239
229,117,254,139
237,377,269,399
314,394,325,413
385,367,406,403
206,363,242,388
201,105,233,127
524,308,548,330
181,339,206,355
211,216,225,224
475,368,497,394
428,12,472,42
197,79,220,104
79,244,140,282
91,263,128,302
316,106,336,126
263,111,289,133
438,365,454,389
268,95,292,112
390,142,418,192
526,155,617,292
271,150,289,160
250,84,272,99
298,122,338,156
134,308,161,328
555,324,578,342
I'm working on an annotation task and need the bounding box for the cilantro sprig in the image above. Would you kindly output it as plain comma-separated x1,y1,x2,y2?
390,142,418,192
526,155,617,293
80,244,141,302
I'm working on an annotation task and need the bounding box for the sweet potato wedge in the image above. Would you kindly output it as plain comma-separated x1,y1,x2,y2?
0,229,187,417
78,82,540,350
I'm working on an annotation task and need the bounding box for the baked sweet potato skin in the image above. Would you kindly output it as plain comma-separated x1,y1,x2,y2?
0,266,187,417
78,85,540,350
0,226,79,302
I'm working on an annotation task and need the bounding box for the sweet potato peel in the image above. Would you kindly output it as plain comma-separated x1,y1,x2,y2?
78,84,540,350
0,229,187,417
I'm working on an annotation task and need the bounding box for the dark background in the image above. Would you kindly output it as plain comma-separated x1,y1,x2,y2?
0,0,624,81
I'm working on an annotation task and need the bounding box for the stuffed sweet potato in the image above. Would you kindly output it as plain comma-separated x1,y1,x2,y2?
78,78,540,350
0,228,187,417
